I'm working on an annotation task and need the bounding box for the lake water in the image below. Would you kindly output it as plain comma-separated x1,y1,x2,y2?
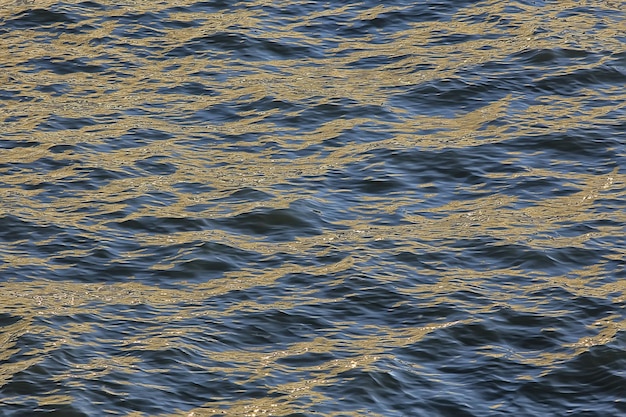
1,1,625,416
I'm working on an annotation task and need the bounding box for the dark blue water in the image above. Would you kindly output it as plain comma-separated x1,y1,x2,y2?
1,1,625,416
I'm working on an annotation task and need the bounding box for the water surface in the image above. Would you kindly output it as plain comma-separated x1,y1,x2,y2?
1,1,625,416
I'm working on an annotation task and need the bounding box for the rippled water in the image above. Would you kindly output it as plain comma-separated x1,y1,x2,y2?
1,1,625,416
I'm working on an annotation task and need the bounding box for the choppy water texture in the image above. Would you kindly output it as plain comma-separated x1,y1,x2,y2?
1,0,625,416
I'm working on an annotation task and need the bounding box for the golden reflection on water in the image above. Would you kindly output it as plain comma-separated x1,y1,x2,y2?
1,0,624,415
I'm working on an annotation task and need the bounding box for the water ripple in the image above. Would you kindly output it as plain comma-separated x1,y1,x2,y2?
1,0,624,416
